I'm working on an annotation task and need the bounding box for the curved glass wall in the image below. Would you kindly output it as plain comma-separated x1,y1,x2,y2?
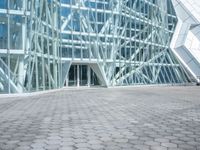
60,0,190,86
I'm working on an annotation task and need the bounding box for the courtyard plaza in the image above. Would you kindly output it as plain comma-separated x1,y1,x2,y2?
0,86,200,150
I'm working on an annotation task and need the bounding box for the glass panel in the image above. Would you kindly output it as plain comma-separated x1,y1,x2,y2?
90,69,100,86
0,56,9,93
74,49,81,58
10,0,23,10
68,65,77,86
79,65,87,86
0,0,7,9
10,15,22,49
0,14,8,49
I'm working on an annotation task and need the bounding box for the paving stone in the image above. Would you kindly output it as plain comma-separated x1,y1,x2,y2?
17,141,32,146
61,141,75,146
31,148,45,150
150,146,167,150
120,143,133,149
144,141,160,146
87,140,102,145
60,147,74,150
133,144,150,150
186,141,200,146
76,148,90,150
114,138,129,143
75,143,90,148
165,136,178,140
155,138,169,143
178,144,196,149
47,136,62,140
105,145,121,150
30,143,46,148
73,138,87,143
161,142,177,148
127,135,139,140
44,145,60,150
100,137,112,142
128,139,145,145
15,146,31,150
90,144,104,149
0,144,17,150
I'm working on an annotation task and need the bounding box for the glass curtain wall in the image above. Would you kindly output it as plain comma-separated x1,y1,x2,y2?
0,0,191,93
25,0,62,92
0,0,25,93
60,0,190,86
0,0,62,93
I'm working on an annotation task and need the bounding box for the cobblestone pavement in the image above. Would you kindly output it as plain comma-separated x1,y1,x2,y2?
0,86,200,150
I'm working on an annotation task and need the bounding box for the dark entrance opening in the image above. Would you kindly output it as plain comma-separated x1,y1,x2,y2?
68,64,100,87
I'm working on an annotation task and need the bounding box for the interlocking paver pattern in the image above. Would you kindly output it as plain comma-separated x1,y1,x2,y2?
0,86,200,150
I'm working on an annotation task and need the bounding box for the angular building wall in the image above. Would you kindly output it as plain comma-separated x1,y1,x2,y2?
171,0,200,84
0,0,191,93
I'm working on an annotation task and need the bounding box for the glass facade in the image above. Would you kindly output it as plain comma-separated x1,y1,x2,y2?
0,0,190,93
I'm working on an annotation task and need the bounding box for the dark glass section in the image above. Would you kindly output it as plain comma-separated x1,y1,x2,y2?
0,0,7,9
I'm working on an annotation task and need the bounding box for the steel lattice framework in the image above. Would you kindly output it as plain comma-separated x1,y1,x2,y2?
0,0,191,93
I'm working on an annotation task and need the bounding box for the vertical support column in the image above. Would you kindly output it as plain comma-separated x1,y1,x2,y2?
18,56,24,93
7,0,11,93
87,65,91,87
52,1,58,88
65,76,68,87
77,65,80,87
35,55,39,91
27,0,33,92
18,0,26,93
53,43,58,88
41,26,45,91
153,64,156,82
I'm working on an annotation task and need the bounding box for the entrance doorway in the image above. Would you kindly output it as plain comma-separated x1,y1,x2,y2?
67,64,99,87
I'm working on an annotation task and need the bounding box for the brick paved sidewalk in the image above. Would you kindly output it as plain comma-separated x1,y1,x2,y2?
0,86,200,150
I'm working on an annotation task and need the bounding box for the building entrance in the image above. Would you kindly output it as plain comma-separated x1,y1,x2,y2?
68,65,99,87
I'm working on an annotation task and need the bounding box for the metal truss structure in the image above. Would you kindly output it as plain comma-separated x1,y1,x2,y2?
0,0,191,93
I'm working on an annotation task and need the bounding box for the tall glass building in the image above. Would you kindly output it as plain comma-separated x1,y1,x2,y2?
0,0,194,93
